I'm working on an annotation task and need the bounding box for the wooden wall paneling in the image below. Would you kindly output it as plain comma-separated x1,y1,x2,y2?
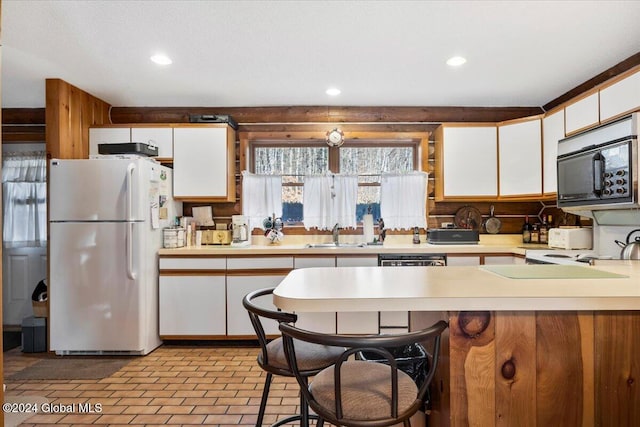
409,311,451,426
110,106,544,125
535,312,591,427
494,311,536,427
45,78,111,160
449,311,496,427
69,84,83,158
594,311,640,425
2,107,46,124
578,312,595,426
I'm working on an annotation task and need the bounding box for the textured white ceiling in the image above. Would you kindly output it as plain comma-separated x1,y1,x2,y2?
2,0,640,109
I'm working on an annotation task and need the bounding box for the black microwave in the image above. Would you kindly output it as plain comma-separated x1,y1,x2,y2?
557,137,635,208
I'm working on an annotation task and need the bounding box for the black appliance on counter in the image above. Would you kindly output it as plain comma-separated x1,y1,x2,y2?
378,253,447,266
427,228,479,245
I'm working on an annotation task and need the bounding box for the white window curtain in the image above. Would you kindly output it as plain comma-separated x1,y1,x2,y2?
303,174,358,230
241,171,283,230
380,171,428,230
2,151,47,247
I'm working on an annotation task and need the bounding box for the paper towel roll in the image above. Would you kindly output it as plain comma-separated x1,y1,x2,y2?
363,214,374,243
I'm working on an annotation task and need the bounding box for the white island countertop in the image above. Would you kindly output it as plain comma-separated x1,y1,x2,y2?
273,262,640,312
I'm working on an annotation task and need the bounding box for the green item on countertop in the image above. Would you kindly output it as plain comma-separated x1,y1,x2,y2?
480,265,629,279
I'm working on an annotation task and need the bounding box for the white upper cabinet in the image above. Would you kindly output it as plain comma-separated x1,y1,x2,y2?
599,70,640,122
131,127,173,159
89,127,131,156
90,126,173,159
498,118,542,197
172,125,236,201
436,125,498,199
565,92,599,135
542,109,565,194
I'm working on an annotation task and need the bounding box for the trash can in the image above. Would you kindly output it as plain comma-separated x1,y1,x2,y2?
357,343,429,387
22,316,47,353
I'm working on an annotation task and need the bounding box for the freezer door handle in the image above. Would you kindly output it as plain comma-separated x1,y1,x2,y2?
126,162,136,221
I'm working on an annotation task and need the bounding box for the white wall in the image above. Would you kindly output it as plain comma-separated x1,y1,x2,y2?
594,225,640,259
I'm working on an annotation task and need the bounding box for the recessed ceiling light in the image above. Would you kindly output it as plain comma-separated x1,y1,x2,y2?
150,54,172,65
446,56,467,67
326,87,341,96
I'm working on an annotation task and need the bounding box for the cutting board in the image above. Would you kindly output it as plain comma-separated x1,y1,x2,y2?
481,265,628,279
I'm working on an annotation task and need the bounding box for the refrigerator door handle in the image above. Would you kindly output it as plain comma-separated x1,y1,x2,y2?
126,222,137,280
126,162,136,221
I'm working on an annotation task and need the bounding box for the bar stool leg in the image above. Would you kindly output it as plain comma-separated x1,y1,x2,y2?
257,372,273,427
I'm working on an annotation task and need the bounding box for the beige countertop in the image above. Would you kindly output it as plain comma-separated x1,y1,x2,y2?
159,234,536,256
272,262,640,312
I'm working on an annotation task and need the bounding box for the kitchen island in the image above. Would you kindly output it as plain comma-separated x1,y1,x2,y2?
273,262,640,427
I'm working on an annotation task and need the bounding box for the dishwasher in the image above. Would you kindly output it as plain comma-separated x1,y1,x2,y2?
374,253,447,413
377,254,447,333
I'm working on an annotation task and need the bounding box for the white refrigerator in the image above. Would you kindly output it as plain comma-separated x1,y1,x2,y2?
49,157,180,355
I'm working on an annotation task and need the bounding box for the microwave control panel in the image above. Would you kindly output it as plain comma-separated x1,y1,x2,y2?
599,140,632,199
602,167,630,197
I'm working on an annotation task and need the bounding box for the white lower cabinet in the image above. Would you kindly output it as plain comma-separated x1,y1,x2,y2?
226,275,286,337
293,256,337,333
447,256,481,266
159,275,226,336
336,255,380,334
484,256,525,265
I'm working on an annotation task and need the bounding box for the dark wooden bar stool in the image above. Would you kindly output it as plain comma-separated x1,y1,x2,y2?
280,320,448,427
242,287,344,426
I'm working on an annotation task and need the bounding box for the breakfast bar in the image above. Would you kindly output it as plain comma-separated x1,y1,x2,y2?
274,262,640,427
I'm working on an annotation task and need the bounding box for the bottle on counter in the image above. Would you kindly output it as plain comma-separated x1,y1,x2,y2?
539,216,549,244
413,227,420,244
531,223,540,243
522,215,532,244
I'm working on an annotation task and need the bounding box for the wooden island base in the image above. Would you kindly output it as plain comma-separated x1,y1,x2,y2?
411,310,639,427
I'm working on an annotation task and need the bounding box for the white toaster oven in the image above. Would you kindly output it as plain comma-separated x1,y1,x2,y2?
548,227,593,250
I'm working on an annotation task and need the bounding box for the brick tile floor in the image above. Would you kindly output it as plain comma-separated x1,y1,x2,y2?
4,345,305,426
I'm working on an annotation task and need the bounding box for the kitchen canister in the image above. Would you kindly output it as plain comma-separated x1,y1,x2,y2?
163,227,186,248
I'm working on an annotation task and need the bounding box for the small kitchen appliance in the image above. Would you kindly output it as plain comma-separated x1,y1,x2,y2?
231,215,250,247
548,227,593,250
557,113,638,211
427,228,479,245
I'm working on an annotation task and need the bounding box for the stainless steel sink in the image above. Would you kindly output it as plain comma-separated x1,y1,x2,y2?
305,242,367,248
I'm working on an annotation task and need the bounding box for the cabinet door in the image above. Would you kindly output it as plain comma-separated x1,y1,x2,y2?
565,92,599,134
89,127,131,156
498,118,542,197
542,110,565,194
226,275,286,337
159,275,226,336
441,126,498,198
131,127,173,159
293,256,337,333
335,256,380,334
600,71,640,122
447,256,480,266
173,126,235,201
484,256,520,265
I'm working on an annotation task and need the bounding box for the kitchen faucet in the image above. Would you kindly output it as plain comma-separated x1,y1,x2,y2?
332,223,340,245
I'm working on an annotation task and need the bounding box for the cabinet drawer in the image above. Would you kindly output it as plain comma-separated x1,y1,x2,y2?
227,256,293,270
336,256,378,267
294,256,336,268
380,311,409,327
159,257,226,270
